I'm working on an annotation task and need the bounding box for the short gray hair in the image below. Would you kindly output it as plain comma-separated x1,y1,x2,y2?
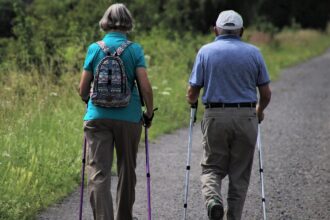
99,3,133,32
220,29,241,35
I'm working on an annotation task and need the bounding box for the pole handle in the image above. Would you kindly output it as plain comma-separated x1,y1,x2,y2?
190,100,198,109
190,101,198,123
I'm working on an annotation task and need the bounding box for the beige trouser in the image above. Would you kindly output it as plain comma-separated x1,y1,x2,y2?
84,119,142,220
201,107,258,220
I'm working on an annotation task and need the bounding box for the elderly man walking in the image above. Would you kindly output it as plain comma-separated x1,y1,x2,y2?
187,10,271,220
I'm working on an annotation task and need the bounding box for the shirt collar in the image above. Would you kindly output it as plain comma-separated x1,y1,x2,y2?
215,35,241,41
104,32,127,39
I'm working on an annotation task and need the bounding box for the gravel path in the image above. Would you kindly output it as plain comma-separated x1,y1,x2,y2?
38,49,330,220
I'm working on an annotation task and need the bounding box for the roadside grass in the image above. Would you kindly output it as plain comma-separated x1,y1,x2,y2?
247,29,330,79
1,28,330,219
0,72,83,219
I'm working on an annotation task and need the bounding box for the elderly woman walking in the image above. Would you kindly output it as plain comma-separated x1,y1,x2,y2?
79,3,154,220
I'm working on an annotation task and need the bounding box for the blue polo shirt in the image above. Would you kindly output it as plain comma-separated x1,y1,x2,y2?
189,35,270,104
83,32,146,122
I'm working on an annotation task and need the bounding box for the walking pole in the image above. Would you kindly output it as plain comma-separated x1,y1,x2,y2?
143,108,157,220
145,126,152,220
257,125,267,220
138,79,153,220
183,101,198,220
79,103,88,220
79,136,87,220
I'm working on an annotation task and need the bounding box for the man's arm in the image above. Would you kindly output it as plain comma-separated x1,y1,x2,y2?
136,67,153,118
79,70,93,103
186,85,201,105
257,84,271,123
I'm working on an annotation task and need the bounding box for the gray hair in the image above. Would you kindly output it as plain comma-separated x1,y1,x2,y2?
219,28,242,36
99,3,133,32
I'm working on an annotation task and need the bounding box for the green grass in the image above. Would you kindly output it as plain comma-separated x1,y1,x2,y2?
258,29,330,79
0,28,330,219
0,73,83,219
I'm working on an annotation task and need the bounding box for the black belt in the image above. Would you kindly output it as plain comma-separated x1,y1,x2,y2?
205,102,256,108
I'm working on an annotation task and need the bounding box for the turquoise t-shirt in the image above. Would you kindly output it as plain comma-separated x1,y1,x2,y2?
83,32,146,123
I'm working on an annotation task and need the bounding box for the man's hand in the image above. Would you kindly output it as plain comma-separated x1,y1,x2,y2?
257,84,271,124
256,105,264,123
186,85,201,105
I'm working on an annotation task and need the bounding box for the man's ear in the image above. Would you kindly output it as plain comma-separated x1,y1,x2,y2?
239,28,244,37
214,26,220,36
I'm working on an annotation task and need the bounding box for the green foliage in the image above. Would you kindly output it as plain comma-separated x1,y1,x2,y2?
3,0,329,75
259,0,330,30
0,0,16,37
1,0,111,74
0,0,264,73
253,16,279,37
0,72,83,219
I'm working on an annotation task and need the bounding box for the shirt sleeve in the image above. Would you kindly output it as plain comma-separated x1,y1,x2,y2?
133,43,146,68
189,50,204,87
83,43,99,72
256,51,270,86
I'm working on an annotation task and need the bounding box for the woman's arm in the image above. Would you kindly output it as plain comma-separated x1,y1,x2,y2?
79,70,93,103
136,67,153,117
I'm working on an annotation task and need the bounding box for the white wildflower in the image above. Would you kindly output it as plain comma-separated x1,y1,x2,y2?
160,91,170,96
2,152,10,157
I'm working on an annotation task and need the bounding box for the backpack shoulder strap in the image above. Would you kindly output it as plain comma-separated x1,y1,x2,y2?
96,41,111,54
114,40,132,56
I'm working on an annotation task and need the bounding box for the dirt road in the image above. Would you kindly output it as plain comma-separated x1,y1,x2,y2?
38,49,330,220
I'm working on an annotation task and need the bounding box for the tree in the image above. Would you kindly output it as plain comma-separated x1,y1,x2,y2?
0,0,16,37
259,0,330,30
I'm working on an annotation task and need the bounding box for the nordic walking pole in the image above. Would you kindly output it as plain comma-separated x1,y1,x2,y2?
138,80,152,219
79,103,88,220
144,108,157,220
183,101,198,220
145,126,152,220
79,136,87,220
257,125,267,220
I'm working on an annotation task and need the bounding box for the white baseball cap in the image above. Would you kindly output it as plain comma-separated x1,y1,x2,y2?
216,10,243,30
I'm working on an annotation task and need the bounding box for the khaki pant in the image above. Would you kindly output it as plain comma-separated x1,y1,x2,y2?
84,119,142,220
200,108,258,220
